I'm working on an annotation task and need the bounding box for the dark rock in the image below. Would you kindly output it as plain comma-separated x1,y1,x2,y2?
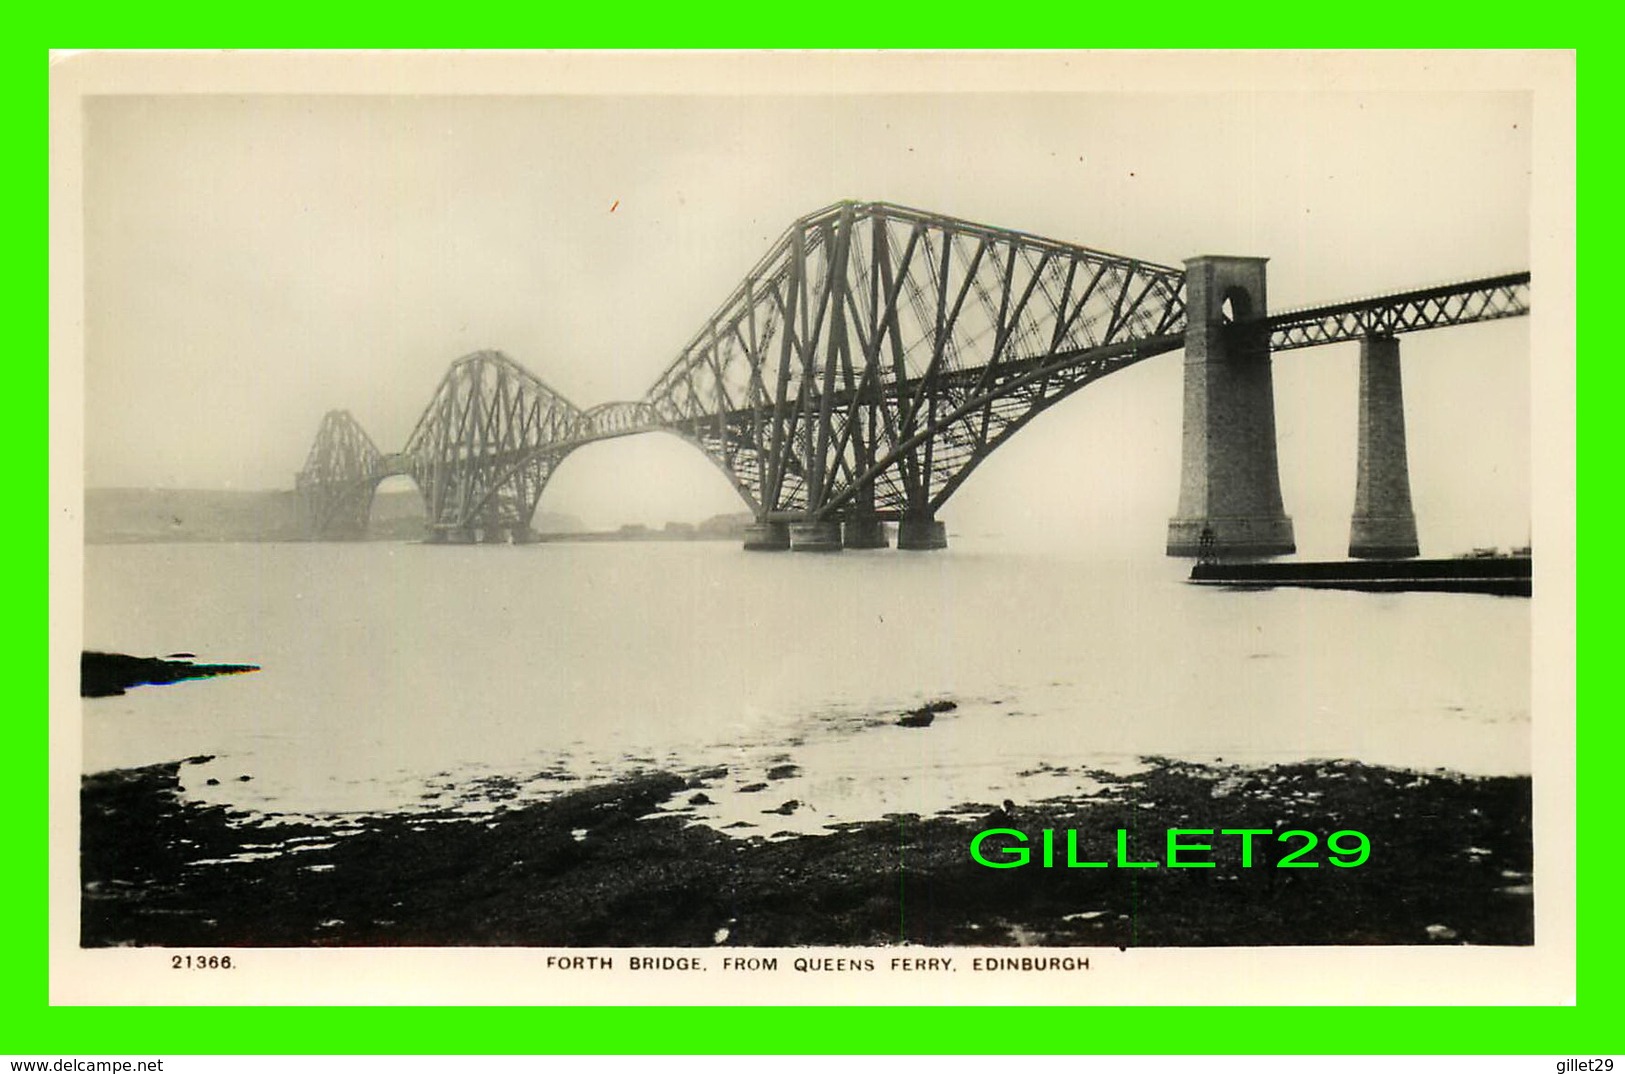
899,698,957,727
981,799,1018,827
688,793,713,806
737,783,768,794
81,651,260,698
764,800,800,816
766,765,800,781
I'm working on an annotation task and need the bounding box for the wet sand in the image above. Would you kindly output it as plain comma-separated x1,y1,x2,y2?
81,755,1532,948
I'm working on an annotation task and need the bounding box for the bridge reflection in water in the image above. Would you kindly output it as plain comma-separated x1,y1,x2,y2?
295,200,1529,555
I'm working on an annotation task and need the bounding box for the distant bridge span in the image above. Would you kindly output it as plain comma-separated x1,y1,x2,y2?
296,200,1529,554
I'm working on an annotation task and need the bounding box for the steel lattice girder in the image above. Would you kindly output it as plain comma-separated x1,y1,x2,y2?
1267,272,1530,351
576,401,662,439
295,410,384,537
401,350,584,534
642,200,1189,520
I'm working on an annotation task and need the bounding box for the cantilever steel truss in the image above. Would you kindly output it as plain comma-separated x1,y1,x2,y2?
295,201,1532,540
295,410,385,538
399,350,584,540
644,201,1187,520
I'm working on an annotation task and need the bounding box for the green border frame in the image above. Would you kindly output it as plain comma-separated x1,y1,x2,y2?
23,41,1604,1055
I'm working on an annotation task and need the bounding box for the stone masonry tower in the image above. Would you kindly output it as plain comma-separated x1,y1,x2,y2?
1166,256,1296,557
1347,334,1420,558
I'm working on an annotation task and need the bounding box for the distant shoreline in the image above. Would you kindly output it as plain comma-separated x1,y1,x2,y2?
530,529,744,544
86,529,747,547
83,486,750,545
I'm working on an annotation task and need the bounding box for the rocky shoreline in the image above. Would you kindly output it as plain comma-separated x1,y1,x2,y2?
81,756,1533,948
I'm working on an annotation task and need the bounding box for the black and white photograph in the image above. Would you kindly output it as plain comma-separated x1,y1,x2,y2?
52,51,1575,1005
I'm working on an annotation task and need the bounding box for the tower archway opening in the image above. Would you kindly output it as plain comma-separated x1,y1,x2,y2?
1219,286,1253,324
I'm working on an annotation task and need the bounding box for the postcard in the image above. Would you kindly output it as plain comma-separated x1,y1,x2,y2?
48,49,1576,1006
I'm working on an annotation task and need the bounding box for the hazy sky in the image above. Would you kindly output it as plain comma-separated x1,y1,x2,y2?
82,77,1537,554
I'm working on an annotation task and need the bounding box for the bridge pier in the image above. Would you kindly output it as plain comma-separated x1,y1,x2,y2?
790,520,844,552
742,520,791,551
1349,334,1420,559
842,516,889,549
1167,256,1296,558
897,516,948,551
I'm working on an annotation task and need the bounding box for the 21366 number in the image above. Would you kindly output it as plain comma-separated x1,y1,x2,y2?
171,954,233,970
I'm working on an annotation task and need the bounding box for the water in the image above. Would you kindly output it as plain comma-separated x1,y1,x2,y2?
82,539,1530,837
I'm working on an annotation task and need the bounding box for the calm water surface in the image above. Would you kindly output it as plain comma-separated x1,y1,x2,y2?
82,539,1530,836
